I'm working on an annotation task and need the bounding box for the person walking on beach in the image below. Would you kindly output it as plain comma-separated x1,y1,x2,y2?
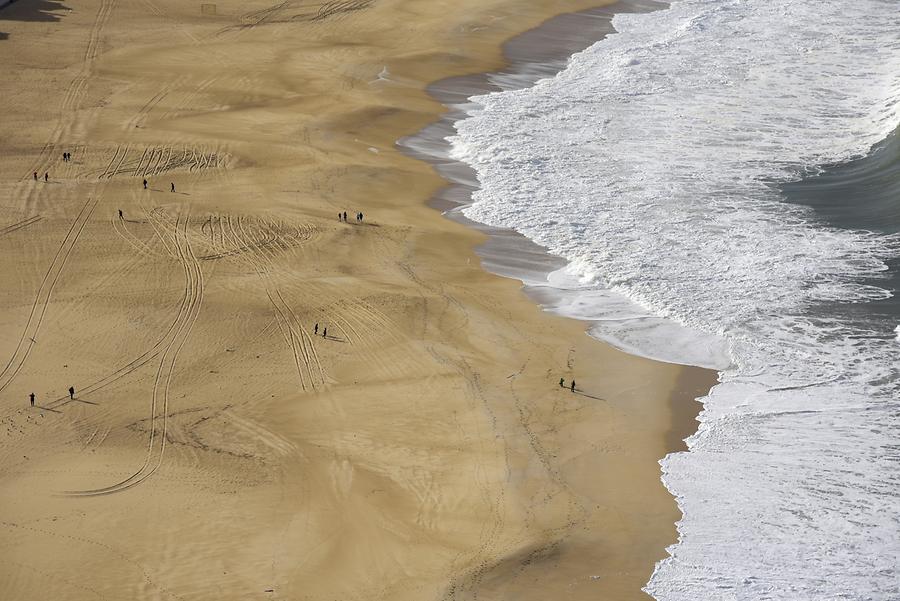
118,209,123,219
342,211,347,222
322,327,327,338
171,182,175,193
33,172,38,181
29,392,35,407
570,380,576,393
143,178,148,190
359,212,363,222
338,212,342,222
314,323,319,335
68,386,75,400
44,172,48,182
559,377,565,388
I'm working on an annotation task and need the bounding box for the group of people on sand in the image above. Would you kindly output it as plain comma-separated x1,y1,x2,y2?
139,178,177,193
338,211,364,223
559,377,576,393
33,152,73,182
29,386,76,408
314,323,328,338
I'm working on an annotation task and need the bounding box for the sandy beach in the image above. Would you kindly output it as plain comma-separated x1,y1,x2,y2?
0,1,716,599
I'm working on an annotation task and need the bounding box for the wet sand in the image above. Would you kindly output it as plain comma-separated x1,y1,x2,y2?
0,1,716,599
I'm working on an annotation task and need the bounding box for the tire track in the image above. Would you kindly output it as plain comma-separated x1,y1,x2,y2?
110,144,130,178
110,213,158,259
63,213,204,496
0,197,99,395
43,212,190,410
98,144,122,179
24,0,117,181
0,215,43,238
222,215,327,390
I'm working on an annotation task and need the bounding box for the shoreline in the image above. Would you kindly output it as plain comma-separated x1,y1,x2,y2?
401,0,717,585
0,1,717,599
401,0,730,373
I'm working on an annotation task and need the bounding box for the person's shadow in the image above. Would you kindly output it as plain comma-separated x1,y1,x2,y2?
562,384,606,401
572,388,606,401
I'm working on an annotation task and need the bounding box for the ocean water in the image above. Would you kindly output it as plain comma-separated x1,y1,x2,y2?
446,0,900,598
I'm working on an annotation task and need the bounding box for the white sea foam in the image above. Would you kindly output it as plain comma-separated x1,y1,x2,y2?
448,0,900,598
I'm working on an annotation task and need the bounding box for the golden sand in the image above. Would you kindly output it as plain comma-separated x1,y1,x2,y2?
0,1,716,599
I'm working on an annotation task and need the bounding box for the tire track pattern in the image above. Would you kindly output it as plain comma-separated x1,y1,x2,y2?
201,214,326,391
0,198,98,395
93,144,228,180
25,0,117,180
63,213,204,496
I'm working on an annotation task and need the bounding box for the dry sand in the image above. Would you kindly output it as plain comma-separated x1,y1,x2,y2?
0,1,716,599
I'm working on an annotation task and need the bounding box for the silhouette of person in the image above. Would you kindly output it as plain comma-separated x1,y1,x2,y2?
570,380,575,393
171,182,175,193
62,152,66,162
68,386,75,399
44,172,48,182
359,212,363,222
314,323,319,335
33,172,38,181
343,211,347,222
29,392,35,407
559,378,564,388
323,327,327,338
143,179,148,190
118,209,123,219
338,212,342,221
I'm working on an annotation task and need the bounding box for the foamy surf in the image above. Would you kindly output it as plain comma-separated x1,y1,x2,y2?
447,0,900,598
